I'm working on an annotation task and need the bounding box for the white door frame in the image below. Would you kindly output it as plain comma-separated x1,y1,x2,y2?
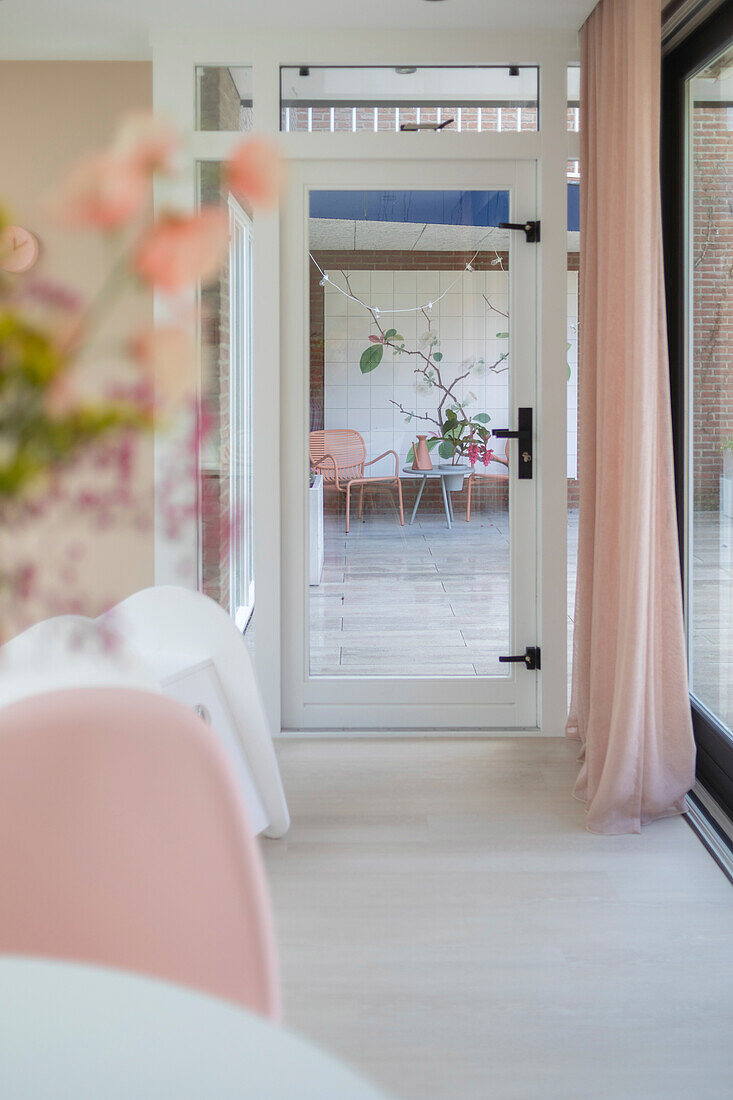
151,30,578,736
282,158,539,731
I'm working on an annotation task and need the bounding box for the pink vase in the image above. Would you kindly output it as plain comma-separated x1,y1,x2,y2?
412,435,433,471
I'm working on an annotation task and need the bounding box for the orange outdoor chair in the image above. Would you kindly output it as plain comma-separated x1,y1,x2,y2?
466,439,510,521
310,429,404,534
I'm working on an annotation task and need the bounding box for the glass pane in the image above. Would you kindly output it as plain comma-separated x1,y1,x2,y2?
281,66,539,133
308,189,512,678
228,200,255,631
687,44,733,733
567,160,580,696
196,66,253,132
196,163,255,636
567,64,580,132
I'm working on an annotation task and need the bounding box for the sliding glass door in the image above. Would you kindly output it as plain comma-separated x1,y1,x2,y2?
663,0,733,816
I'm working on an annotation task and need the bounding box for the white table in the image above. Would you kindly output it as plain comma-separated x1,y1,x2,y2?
402,465,469,530
0,957,390,1100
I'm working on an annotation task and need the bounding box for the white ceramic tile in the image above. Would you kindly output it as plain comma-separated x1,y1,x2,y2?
370,385,394,409
324,408,348,429
347,386,371,410
371,407,395,431
437,316,463,341
438,293,463,316
462,293,487,317
324,384,347,410
325,362,348,386
370,271,394,294
416,271,440,295
347,338,370,363
343,271,370,295
347,314,371,339
346,408,370,432
325,339,348,365
324,315,348,340
324,289,347,315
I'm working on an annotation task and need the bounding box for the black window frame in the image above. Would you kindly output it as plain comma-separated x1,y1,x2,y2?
661,0,733,821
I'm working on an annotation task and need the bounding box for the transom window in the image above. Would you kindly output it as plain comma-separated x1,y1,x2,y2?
280,65,539,133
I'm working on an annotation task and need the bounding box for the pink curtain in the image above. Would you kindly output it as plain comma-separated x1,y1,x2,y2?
566,0,696,833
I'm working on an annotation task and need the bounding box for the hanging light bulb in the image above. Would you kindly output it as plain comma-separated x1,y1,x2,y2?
465,262,474,272
427,302,433,311
374,307,380,316
319,277,327,287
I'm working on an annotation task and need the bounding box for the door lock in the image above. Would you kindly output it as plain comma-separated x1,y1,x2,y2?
499,646,541,671
497,220,540,243
492,407,533,480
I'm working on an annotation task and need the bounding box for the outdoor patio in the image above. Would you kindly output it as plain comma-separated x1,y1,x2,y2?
310,502,732,739
309,500,576,681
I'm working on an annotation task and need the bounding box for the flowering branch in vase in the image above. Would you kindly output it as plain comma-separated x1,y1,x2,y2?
0,116,281,638
343,270,504,467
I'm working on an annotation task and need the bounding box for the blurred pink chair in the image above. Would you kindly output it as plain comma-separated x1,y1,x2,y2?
310,428,404,534
0,687,280,1019
465,439,510,522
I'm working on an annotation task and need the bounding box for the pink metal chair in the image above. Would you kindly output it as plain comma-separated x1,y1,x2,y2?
0,687,280,1019
465,439,510,521
310,428,404,534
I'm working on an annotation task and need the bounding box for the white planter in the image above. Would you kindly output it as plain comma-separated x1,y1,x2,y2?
440,462,471,493
721,451,733,520
309,474,324,586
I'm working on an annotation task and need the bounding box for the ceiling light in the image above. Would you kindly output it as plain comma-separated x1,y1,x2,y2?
395,67,417,75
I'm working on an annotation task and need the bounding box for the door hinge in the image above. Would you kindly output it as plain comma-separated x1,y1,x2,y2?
498,646,541,671
498,220,540,243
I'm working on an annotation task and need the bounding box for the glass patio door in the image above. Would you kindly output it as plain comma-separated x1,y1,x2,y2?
281,158,539,730
663,5,733,816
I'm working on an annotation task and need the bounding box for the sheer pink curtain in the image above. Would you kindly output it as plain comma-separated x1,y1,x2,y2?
566,0,695,833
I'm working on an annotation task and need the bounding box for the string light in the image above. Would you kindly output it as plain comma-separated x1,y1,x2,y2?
308,228,505,316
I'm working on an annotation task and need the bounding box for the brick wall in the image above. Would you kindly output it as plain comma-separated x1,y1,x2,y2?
692,106,733,510
198,67,245,131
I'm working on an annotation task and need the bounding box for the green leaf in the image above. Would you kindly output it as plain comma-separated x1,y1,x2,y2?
394,334,404,343
474,413,491,423
384,328,398,339
496,331,509,339
360,344,384,374
406,445,415,463
567,363,572,381
444,407,458,423
433,351,443,362
427,437,442,451
438,440,455,460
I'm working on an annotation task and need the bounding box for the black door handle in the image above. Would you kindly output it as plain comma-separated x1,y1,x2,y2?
492,407,533,479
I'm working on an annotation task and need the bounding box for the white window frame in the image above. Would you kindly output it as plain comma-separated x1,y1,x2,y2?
228,194,255,632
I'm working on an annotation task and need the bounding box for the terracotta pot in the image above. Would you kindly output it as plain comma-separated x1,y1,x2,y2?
412,435,433,471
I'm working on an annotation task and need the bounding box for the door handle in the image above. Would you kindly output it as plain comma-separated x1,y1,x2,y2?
492,407,533,480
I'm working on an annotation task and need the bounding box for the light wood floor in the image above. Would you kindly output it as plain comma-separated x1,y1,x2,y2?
263,738,733,1100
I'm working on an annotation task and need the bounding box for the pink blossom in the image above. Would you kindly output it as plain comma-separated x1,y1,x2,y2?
44,372,79,418
225,138,282,209
132,208,228,292
480,449,494,467
52,152,148,230
113,112,179,175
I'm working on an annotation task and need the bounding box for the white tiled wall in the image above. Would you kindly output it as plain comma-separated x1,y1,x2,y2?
322,268,579,481
323,269,510,478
